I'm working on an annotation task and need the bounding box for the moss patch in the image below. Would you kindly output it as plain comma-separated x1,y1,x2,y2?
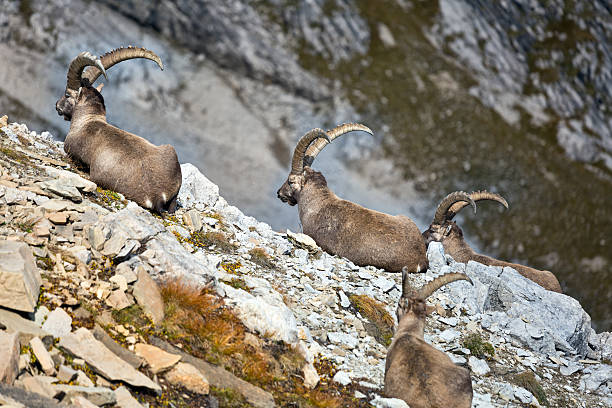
88,187,127,210
0,146,31,164
225,277,250,292
349,294,394,346
221,261,242,275
512,371,548,406
183,231,237,253
111,304,152,335
461,333,495,360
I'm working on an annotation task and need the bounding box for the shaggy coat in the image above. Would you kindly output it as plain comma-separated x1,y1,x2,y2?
287,167,428,273
384,270,473,408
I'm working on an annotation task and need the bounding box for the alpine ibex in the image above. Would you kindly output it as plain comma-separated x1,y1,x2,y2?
422,191,562,292
55,48,182,213
277,124,453,273
384,269,473,408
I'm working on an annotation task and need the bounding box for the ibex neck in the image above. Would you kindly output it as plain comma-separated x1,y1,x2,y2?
298,181,334,216
395,315,425,339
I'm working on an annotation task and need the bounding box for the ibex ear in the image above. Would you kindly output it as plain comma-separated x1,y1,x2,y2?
96,83,104,92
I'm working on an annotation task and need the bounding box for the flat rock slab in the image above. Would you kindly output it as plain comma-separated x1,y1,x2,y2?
41,307,72,338
0,241,41,312
132,268,164,325
134,343,180,374
150,337,275,408
53,384,116,406
0,332,19,385
92,324,144,369
0,309,51,346
43,166,96,193
29,337,55,376
165,362,209,395
59,328,160,391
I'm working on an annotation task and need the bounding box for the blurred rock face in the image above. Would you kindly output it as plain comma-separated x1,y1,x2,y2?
0,0,610,330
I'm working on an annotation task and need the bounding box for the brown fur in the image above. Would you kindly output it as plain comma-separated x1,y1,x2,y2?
278,167,427,273
385,270,473,408
64,84,181,213
423,222,562,293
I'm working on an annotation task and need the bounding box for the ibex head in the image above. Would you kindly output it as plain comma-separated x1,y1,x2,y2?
422,191,507,245
276,123,373,205
56,47,163,121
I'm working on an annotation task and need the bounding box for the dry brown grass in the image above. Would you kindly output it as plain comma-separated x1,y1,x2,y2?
158,277,372,407
160,278,287,383
349,294,395,346
248,247,276,269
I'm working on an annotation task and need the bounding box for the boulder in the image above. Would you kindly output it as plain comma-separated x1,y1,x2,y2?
428,242,594,357
177,163,220,210
114,385,145,408
53,384,116,406
0,241,41,312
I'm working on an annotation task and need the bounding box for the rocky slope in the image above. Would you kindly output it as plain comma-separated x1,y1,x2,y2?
0,119,611,407
1,0,610,332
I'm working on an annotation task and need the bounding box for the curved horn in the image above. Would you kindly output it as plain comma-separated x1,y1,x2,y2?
446,191,508,221
290,129,331,175
66,52,107,92
82,46,164,85
432,191,477,225
303,123,373,167
418,273,473,299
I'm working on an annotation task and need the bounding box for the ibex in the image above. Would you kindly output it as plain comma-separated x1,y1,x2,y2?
55,47,182,213
384,269,473,408
422,191,562,292
277,124,460,272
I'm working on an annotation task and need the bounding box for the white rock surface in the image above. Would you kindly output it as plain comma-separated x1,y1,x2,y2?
41,308,72,338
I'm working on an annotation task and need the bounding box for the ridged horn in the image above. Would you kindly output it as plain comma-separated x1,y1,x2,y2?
82,46,164,85
446,191,508,221
432,191,476,225
290,129,331,175
303,123,373,167
418,273,473,299
66,52,107,92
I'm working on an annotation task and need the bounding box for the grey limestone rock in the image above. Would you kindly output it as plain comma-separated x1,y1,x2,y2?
429,242,594,357
177,163,220,211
